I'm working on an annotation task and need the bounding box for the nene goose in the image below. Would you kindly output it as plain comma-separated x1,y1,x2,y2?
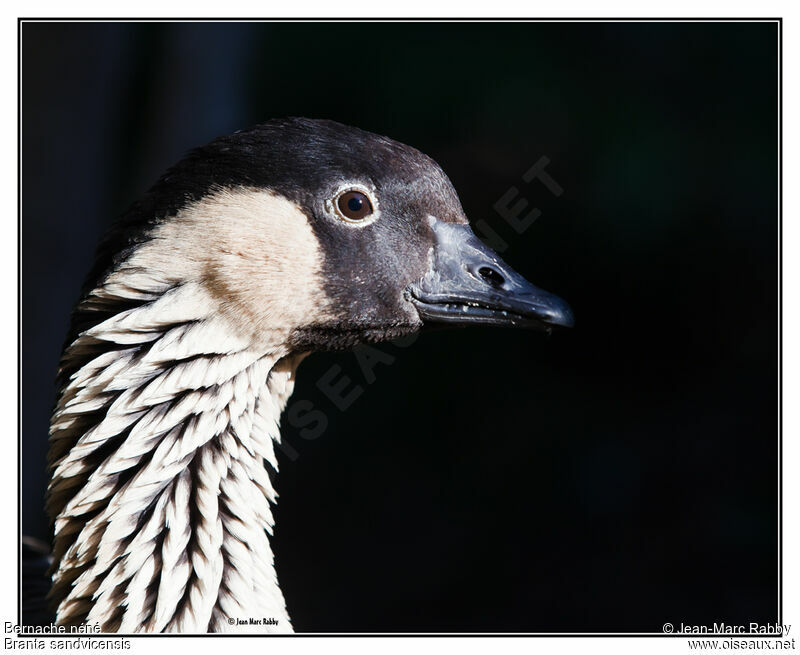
46,118,573,633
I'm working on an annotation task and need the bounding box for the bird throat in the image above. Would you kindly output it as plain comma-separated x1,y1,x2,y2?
46,280,301,633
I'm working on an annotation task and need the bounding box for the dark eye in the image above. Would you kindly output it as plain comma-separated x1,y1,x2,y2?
336,190,373,221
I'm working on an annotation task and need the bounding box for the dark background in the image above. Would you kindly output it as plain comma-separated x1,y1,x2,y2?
22,21,779,632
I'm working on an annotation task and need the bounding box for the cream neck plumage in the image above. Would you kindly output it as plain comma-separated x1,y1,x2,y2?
45,190,329,632
48,277,300,632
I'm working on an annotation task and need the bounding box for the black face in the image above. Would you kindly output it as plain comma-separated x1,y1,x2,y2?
87,118,572,352
256,119,573,349
283,123,473,349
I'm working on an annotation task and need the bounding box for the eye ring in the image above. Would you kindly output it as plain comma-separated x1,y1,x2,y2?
334,188,375,223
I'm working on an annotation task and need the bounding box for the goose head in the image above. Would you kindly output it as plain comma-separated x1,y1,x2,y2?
112,117,573,354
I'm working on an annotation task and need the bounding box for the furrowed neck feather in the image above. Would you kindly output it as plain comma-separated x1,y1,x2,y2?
47,277,303,633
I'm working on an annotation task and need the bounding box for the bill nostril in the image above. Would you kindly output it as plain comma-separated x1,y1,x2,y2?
478,266,506,288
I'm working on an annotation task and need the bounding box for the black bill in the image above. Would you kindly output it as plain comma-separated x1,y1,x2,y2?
407,219,574,331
